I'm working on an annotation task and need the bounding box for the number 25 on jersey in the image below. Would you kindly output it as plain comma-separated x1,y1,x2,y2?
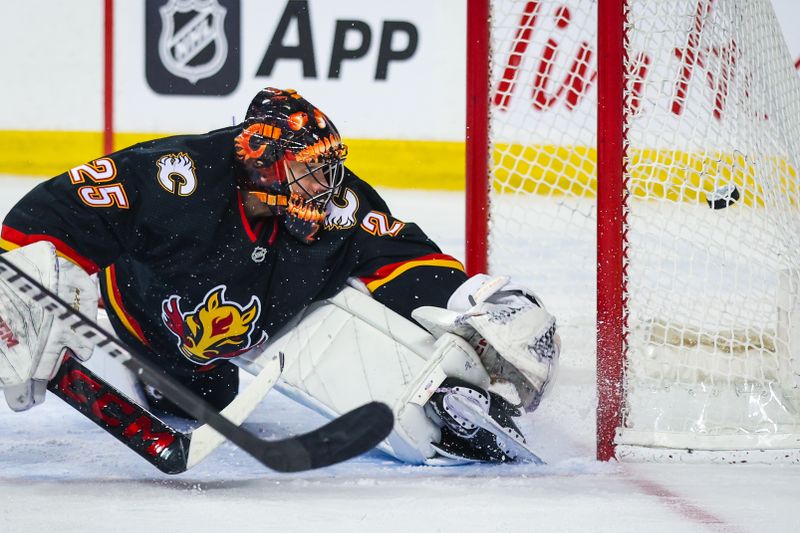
68,158,130,209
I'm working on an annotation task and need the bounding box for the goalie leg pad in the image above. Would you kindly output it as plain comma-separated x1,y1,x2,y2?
0,242,97,411
238,286,492,464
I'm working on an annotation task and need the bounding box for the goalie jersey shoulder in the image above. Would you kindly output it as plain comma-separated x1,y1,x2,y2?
98,126,241,207
325,171,411,240
1,127,241,269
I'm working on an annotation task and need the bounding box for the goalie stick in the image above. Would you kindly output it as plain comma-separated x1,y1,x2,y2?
0,254,394,473
47,350,283,474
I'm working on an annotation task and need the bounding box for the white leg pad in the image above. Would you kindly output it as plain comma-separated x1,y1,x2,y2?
238,286,490,464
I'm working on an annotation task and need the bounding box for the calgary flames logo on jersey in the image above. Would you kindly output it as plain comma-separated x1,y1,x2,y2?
161,285,268,365
156,152,198,196
325,188,358,230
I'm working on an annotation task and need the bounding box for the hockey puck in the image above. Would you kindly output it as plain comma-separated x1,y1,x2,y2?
706,183,740,209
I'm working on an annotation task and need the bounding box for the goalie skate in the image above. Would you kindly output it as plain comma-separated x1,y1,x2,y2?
428,379,545,465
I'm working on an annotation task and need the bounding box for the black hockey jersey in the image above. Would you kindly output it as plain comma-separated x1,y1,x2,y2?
2,126,466,376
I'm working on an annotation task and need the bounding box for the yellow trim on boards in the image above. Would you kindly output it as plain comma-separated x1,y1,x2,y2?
0,130,467,190
2,131,794,206
492,143,797,207
0,131,105,177
346,139,465,190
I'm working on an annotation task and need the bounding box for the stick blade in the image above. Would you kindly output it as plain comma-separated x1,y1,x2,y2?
258,401,394,473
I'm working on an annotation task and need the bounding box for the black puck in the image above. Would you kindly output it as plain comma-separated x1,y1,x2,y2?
706,183,740,209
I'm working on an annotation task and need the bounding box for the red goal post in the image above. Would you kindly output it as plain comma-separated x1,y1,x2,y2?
466,0,800,463
466,0,491,277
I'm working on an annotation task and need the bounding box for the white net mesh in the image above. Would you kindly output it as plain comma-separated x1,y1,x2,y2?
486,0,800,455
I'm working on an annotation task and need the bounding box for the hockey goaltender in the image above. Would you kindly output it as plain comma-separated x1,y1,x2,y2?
0,87,559,468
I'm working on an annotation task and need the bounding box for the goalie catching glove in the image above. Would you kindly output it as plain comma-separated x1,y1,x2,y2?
0,242,97,411
413,274,560,412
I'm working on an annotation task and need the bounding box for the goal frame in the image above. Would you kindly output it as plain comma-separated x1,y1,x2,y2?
464,0,626,461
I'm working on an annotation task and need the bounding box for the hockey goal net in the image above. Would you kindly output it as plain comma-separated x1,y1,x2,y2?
466,0,800,462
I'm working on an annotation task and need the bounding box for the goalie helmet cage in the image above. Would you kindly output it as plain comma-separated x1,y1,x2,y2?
466,0,800,463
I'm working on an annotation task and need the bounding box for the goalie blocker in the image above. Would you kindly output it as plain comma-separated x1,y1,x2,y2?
238,275,560,464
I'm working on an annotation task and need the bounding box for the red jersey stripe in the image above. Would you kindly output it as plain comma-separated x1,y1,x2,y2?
104,264,149,345
359,253,465,292
1,225,100,274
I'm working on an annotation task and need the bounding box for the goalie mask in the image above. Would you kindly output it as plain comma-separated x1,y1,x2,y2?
234,87,348,244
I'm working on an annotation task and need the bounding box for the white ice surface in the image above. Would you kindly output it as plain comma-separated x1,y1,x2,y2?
0,175,798,533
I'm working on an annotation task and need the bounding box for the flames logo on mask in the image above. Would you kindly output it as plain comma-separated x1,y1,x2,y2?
161,285,268,365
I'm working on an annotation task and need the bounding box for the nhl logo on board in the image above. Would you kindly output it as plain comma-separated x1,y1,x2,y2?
158,0,229,84
251,246,267,263
145,0,240,95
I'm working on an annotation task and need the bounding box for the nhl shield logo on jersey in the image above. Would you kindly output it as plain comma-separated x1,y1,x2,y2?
158,0,229,84
161,285,268,365
325,188,359,230
251,246,267,263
